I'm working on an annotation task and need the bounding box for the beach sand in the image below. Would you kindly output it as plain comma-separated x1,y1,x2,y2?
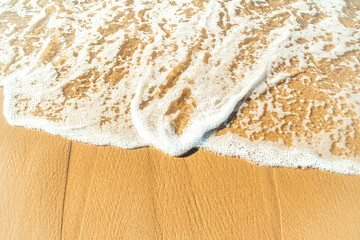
1,88,360,239
1,1,360,238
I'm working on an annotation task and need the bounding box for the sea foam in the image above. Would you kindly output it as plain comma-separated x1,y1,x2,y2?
1,0,360,174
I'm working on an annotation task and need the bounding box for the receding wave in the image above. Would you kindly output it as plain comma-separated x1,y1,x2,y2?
1,0,359,174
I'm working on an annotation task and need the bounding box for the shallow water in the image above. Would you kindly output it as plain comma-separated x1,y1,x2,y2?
1,0,360,174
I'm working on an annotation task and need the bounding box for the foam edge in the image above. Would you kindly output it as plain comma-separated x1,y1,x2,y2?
202,133,360,175
2,79,148,150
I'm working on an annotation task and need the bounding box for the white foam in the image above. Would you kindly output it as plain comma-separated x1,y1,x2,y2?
1,0,360,175
3,64,147,149
203,133,360,175
131,31,291,156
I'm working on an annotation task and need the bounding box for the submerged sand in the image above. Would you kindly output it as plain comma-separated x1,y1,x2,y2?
0,0,359,174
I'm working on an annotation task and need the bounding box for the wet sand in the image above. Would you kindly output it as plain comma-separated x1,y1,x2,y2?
1,88,360,239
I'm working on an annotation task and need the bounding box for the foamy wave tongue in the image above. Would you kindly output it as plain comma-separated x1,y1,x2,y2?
1,0,360,174
131,31,291,155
